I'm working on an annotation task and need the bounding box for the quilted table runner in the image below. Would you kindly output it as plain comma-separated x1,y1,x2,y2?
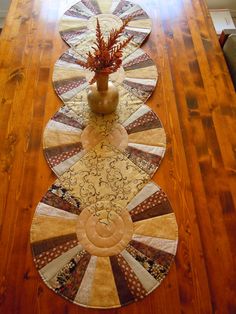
30,0,178,309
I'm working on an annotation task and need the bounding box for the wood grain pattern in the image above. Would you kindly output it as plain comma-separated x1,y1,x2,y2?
0,0,236,313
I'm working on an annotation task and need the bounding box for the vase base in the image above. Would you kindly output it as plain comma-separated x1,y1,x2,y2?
87,82,119,115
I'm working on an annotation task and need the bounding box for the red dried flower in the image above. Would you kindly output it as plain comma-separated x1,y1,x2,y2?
76,18,133,84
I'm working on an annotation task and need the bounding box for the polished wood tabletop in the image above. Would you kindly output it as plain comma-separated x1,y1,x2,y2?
1,0,236,313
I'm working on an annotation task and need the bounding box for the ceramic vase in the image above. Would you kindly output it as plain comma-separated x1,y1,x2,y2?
87,73,119,114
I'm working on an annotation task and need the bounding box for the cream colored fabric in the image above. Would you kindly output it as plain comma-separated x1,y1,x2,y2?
124,77,156,86
122,105,150,127
59,142,149,208
128,143,165,156
46,120,80,133
36,202,78,220
59,17,88,32
110,0,121,13
43,129,81,148
99,0,113,14
133,235,178,255
127,182,159,211
53,151,86,176
40,245,83,281
122,49,145,65
127,19,152,29
74,256,97,304
87,14,123,32
121,250,158,291
80,125,104,151
125,26,150,34
64,85,143,127
80,123,128,152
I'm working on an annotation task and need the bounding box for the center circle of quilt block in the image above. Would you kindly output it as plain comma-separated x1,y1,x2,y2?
76,202,133,256
81,123,128,151
87,14,123,32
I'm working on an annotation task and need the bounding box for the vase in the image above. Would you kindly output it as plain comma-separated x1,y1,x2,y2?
87,73,119,114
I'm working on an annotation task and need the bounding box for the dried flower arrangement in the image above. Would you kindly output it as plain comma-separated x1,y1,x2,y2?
76,18,133,85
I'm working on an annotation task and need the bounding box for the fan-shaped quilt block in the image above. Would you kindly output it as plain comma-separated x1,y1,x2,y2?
59,0,152,50
43,105,166,177
53,48,158,105
31,181,178,308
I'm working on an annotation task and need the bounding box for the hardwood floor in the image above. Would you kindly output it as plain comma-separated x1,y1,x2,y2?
0,0,236,313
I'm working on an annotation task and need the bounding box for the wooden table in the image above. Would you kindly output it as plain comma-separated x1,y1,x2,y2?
1,0,236,313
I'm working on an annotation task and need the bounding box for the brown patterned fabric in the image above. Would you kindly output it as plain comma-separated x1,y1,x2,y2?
64,5,91,19
126,244,170,282
112,0,135,16
123,52,151,70
33,234,78,270
110,255,135,305
123,79,155,93
130,190,172,222
125,111,162,134
60,52,80,65
128,32,148,45
32,234,77,255
45,143,83,159
54,77,87,95
41,190,81,215
122,81,153,101
55,251,91,300
130,240,174,266
125,146,161,176
52,111,84,129
45,143,83,167
116,254,147,300
123,58,153,71
60,29,88,42
49,183,81,209
123,9,149,21
81,0,101,15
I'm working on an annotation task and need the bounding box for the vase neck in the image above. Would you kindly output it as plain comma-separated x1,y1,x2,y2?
96,73,109,91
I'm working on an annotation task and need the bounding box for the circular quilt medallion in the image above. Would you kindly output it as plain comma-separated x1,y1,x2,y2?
43,104,166,178
30,181,178,308
53,47,158,105
59,0,152,52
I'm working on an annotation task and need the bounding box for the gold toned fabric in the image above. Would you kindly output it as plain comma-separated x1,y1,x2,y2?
89,257,120,308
